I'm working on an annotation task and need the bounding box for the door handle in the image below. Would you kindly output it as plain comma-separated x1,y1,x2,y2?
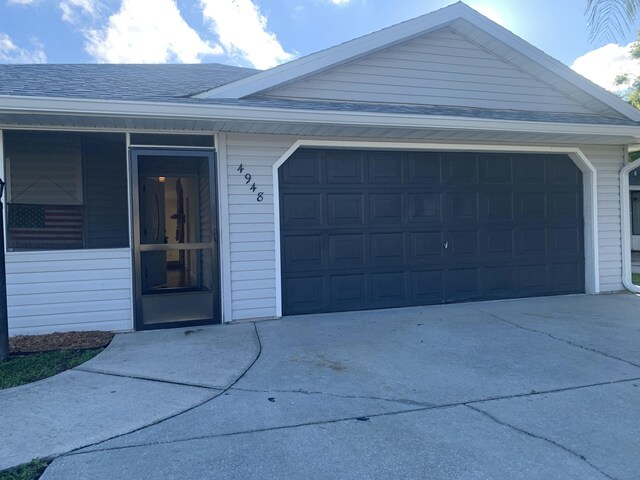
444,241,449,249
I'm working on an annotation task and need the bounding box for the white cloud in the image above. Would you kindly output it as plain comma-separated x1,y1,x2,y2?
59,0,99,24
0,33,46,63
200,0,294,69
85,0,221,63
571,42,640,91
329,0,351,4
6,0,39,5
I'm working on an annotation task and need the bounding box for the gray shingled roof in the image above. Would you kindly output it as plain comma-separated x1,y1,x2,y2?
0,63,636,126
0,63,258,101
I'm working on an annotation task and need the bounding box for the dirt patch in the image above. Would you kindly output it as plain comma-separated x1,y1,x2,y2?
9,331,114,354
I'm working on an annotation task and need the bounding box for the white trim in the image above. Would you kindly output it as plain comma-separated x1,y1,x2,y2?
620,157,640,294
272,140,601,316
195,3,640,123
215,133,233,323
125,132,135,330
1,95,639,139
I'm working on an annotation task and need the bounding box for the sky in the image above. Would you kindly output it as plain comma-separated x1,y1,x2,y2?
1,0,640,94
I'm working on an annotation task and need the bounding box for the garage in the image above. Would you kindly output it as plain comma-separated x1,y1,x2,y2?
279,148,585,315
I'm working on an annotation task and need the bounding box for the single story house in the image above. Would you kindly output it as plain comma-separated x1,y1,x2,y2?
1,2,640,335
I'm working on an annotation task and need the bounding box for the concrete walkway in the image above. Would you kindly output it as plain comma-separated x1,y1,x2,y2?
3,293,640,479
0,323,260,469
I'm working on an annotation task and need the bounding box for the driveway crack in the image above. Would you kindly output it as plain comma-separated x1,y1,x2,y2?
466,404,617,480
479,309,640,370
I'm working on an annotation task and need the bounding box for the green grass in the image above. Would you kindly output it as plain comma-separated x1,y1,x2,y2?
0,348,103,390
0,459,50,480
634,273,640,286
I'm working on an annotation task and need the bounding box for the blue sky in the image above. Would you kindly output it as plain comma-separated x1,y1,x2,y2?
1,0,639,91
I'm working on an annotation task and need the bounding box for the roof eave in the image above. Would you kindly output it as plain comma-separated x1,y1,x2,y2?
0,94,638,140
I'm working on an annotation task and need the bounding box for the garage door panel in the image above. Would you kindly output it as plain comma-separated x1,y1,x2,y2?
328,194,364,225
481,229,514,259
370,193,403,224
448,230,479,263
547,192,581,220
280,149,584,315
514,192,546,220
481,191,513,222
371,271,407,305
281,150,321,184
326,150,364,184
446,268,481,302
548,227,581,255
482,266,515,297
547,156,581,185
444,153,478,184
479,153,513,184
550,262,584,292
370,232,405,265
284,276,324,314
408,193,442,223
282,193,323,227
283,235,323,271
517,264,549,294
407,152,441,184
369,152,403,183
329,234,365,267
411,270,444,304
409,231,445,263
447,192,478,223
516,155,546,184
330,274,366,308
516,228,547,256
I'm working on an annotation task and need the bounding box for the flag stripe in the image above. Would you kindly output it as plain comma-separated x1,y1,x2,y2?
9,204,83,249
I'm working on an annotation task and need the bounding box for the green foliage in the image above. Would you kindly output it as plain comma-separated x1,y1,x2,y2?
0,459,50,480
633,273,640,285
586,0,640,41
0,348,102,389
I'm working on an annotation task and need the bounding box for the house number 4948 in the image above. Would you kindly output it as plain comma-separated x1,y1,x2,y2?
237,164,264,202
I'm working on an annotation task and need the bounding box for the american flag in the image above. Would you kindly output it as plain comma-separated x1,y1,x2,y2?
8,204,83,250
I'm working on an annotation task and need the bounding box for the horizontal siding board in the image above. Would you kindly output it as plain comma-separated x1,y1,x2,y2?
7,249,133,335
266,27,592,114
8,289,130,307
232,307,277,320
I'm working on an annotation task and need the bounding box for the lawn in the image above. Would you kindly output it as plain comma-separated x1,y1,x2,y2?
634,273,640,286
0,348,104,389
0,460,50,480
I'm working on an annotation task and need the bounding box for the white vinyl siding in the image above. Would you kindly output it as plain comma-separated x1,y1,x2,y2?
222,134,627,321
224,134,293,320
265,28,595,115
7,248,133,335
581,145,625,292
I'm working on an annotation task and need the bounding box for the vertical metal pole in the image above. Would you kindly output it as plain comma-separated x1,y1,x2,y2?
0,197,8,361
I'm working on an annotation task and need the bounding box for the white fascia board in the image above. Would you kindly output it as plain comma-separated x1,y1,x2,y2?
456,6,640,122
194,3,466,99
1,94,639,139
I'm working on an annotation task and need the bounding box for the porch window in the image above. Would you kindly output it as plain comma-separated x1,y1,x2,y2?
3,131,129,251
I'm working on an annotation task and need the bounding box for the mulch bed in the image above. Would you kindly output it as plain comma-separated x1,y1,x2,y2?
9,331,114,354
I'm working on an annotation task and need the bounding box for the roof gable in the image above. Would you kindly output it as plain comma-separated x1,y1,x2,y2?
261,27,595,115
196,2,640,122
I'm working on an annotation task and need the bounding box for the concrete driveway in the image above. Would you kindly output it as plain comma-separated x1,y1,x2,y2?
14,293,640,478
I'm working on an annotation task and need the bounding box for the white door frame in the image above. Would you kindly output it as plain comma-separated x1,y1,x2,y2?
620,158,640,294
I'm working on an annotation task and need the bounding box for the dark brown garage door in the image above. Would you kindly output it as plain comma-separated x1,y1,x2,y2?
279,149,584,315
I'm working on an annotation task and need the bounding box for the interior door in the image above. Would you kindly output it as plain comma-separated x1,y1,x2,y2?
131,148,220,329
